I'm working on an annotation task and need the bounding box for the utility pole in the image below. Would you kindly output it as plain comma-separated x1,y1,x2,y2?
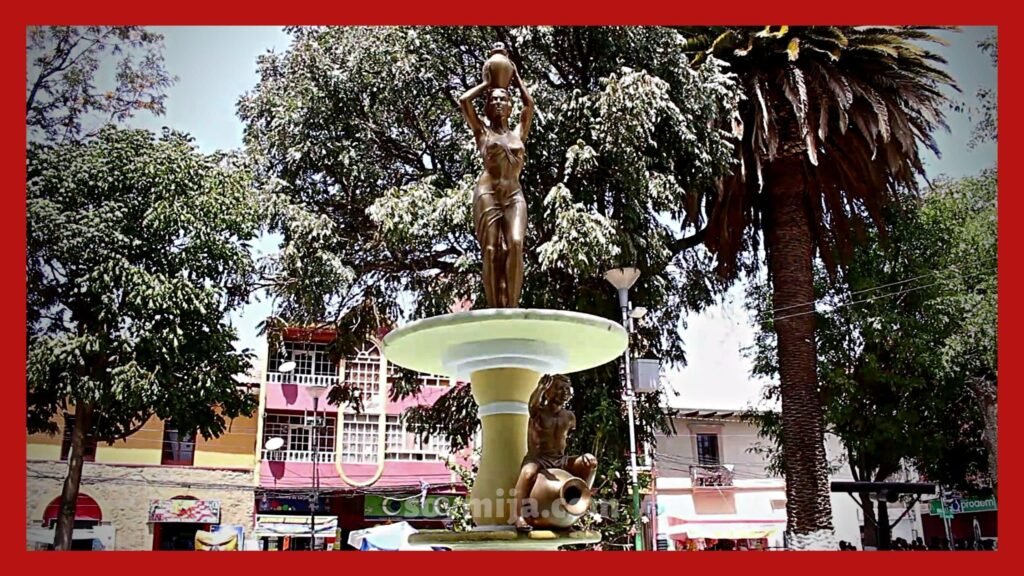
938,486,954,550
278,361,330,552
304,381,329,551
310,394,319,550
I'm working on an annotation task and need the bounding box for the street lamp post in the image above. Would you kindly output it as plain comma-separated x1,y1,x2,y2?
604,267,644,552
306,382,328,550
279,360,330,551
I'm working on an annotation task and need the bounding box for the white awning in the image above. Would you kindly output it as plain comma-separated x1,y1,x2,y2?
254,514,338,537
27,527,92,543
347,521,419,551
664,521,785,540
27,525,116,549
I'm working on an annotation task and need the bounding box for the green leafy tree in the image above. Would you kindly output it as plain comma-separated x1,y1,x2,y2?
744,168,996,547
968,31,997,148
678,26,957,548
238,25,742,547
27,127,262,549
26,26,175,143
921,170,997,496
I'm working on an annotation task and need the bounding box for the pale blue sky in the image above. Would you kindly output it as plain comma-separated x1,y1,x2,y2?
124,26,997,409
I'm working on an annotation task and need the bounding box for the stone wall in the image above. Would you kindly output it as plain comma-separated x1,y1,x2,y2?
27,460,255,550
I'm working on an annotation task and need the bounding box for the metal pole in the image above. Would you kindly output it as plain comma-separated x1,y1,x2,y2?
619,293,643,552
649,442,658,551
311,396,318,550
877,491,891,551
939,486,953,550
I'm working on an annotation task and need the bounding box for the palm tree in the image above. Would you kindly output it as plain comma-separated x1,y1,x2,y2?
681,26,957,549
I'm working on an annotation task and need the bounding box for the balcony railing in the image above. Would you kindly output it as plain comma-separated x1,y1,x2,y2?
262,449,337,463
266,372,340,387
385,449,449,462
690,464,735,488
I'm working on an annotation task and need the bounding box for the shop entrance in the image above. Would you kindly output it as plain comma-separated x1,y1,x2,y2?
153,522,210,550
36,493,105,550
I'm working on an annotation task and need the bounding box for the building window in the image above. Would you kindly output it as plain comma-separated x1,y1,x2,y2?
388,364,451,388
262,412,337,463
696,433,720,466
60,414,97,462
341,414,449,463
385,415,449,462
161,423,196,466
267,341,340,389
344,344,382,402
340,413,381,464
270,341,336,378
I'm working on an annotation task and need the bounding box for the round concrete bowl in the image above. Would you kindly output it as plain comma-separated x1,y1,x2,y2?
381,308,628,380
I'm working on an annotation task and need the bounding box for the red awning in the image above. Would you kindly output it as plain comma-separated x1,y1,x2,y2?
43,494,102,523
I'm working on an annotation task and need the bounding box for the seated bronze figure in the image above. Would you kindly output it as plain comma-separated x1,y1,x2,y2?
512,374,598,531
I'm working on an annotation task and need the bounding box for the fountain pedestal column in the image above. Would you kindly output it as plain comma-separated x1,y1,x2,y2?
382,308,627,547
467,367,539,529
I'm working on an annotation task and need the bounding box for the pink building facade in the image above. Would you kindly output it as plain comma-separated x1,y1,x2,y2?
252,327,471,550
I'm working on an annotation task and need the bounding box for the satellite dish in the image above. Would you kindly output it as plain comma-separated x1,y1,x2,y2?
278,361,296,373
265,437,285,451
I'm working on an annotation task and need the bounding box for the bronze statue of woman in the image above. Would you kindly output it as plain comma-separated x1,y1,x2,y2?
458,43,534,309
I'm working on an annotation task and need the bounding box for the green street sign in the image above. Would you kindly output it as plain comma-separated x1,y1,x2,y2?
929,497,997,516
364,494,456,519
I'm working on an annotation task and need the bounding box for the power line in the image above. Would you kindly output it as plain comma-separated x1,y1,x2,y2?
769,279,943,323
757,256,995,320
27,470,463,495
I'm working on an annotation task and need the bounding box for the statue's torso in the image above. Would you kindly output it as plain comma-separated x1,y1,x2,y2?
528,408,572,458
480,128,525,191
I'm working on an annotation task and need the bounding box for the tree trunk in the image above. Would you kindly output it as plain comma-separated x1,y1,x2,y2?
876,497,891,550
858,492,878,549
767,161,836,550
52,402,92,551
971,377,997,499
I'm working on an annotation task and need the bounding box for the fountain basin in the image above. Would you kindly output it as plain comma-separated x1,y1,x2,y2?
382,308,627,380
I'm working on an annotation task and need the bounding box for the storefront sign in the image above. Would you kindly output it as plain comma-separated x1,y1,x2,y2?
258,496,328,514
363,494,455,519
148,499,221,523
929,497,997,516
254,514,338,537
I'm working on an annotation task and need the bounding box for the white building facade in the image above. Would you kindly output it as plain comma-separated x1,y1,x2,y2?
649,408,924,550
649,409,787,550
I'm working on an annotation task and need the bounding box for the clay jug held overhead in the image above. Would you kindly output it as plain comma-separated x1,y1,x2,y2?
483,42,516,91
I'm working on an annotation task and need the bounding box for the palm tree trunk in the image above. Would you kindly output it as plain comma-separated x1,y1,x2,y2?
767,161,836,550
53,402,92,551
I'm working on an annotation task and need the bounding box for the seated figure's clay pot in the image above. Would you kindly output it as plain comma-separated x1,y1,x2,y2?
525,467,592,529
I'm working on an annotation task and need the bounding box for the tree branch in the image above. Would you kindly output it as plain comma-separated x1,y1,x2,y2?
670,226,708,255
97,411,153,443
27,33,107,117
888,495,921,530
